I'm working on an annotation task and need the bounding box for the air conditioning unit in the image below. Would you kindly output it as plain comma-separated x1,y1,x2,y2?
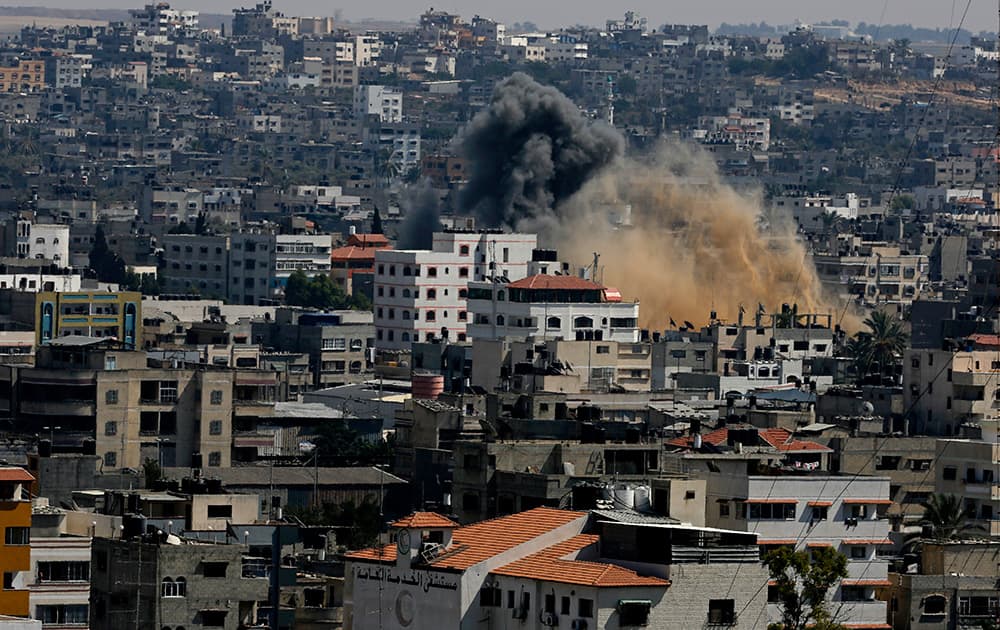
541,612,558,627
571,620,589,630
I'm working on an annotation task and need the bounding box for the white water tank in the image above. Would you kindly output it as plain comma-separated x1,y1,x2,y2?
693,433,703,449
613,484,635,509
633,485,651,512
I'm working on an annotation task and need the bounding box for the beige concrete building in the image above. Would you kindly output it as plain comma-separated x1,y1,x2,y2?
934,422,999,536
903,347,999,436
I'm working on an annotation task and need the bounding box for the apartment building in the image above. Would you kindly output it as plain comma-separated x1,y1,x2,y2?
229,229,277,306
934,421,999,537
466,274,640,345
160,234,229,298
1,214,70,265
373,231,537,350
274,233,332,288
6,338,278,470
694,459,892,629
0,59,44,92
330,233,391,296
353,85,402,123
814,244,928,306
7,290,142,349
903,340,999,436
90,536,267,630
0,468,32,618
346,507,769,630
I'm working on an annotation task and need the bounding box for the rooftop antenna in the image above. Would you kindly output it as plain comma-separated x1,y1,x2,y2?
591,251,601,283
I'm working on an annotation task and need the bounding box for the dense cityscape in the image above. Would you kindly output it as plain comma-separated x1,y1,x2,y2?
0,1,994,628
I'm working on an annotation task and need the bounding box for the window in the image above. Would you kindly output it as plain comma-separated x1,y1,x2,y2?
210,390,223,405
850,546,867,559
579,598,594,618
202,563,227,578
104,452,117,467
875,456,900,470
105,390,119,405
596,345,610,354
748,503,796,520
544,593,555,614
37,561,89,582
479,585,501,607
507,590,515,609
707,599,735,625
426,311,436,322
574,316,594,328
104,422,117,436
459,245,469,255
36,605,88,625
943,466,957,480
2,573,12,590
849,504,868,519
5,527,28,545
332,338,347,351
810,506,829,521
546,316,561,329
767,585,781,603
427,267,437,277
209,420,223,435
462,492,480,511
560,596,570,615
201,610,227,627
161,577,187,597
619,600,651,626
459,267,469,278
426,288,436,300
206,505,232,519
922,595,946,616
208,452,221,467
719,501,730,517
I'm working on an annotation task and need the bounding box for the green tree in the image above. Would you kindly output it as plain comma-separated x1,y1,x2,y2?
286,497,384,549
89,226,127,284
846,311,908,384
921,493,981,539
764,546,849,630
284,270,369,311
889,195,914,211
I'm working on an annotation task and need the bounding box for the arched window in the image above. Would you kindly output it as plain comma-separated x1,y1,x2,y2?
427,289,437,300
403,288,411,298
459,245,470,255
35,237,45,244
458,289,468,298
496,315,505,326
176,577,186,597
403,266,411,276
574,316,593,328
162,577,186,597
425,311,436,322
402,332,410,342
921,595,946,615
349,361,362,374
496,290,505,301
758,367,770,378
547,317,561,329
402,311,410,320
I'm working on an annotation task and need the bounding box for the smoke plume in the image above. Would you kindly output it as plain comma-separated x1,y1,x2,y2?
457,72,624,226
396,179,443,250
458,74,837,329
541,143,831,329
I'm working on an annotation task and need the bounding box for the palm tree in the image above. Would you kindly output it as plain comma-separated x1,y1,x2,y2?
920,493,980,540
846,311,908,384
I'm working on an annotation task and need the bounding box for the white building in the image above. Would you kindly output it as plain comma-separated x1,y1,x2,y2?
8,219,70,266
129,3,199,36
695,460,892,629
466,274,639,343
345,507,769,630
373,232,537,350
274,234,332,287
353,85,403,123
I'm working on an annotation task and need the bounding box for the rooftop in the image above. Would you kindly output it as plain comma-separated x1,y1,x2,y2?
347,506,586,570
506,274,605,291
391,512,458,529
0,467,35,482
666,426,831,453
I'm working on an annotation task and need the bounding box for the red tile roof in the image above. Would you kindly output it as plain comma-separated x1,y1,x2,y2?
331,245,378,261
347,233,391,248
391,512,458,529
0,468,34,482
807,501,833,507
666,427,830,453
844,625,892,630
346,507,587,570
966,333,1000,348
506,275,605,291
841,579,892,587
842,499,892,505
843,539,893,545
493,534,669,588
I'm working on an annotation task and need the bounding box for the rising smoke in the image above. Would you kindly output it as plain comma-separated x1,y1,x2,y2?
396,179,443,250
457,73,834,329
457,72,624,226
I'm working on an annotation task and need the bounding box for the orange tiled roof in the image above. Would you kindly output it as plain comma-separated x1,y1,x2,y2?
841,579,892,587
843,539,893,545
842,499,892,505
0,467,34,482
346,507,587,570
806,501,833,507
758,540,797,545
506,275,605,291
347,233,391,248
805,542,833,548
666,427,830,453
492,534,669,588
391,512,458,529
844,624,892,629
331,245,378,261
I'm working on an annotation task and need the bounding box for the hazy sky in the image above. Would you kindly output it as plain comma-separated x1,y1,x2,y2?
28,0,1000,31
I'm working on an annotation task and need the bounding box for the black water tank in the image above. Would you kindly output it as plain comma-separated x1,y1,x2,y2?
191,452,203,469
37,440,52,458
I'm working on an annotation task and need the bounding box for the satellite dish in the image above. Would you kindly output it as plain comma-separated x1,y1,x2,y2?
861,401,875,414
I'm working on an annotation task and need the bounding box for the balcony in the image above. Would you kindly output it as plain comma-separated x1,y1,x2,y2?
20,400,95,416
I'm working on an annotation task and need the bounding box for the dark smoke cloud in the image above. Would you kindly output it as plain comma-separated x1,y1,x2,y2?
396,179,443,249
457,72,624,226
